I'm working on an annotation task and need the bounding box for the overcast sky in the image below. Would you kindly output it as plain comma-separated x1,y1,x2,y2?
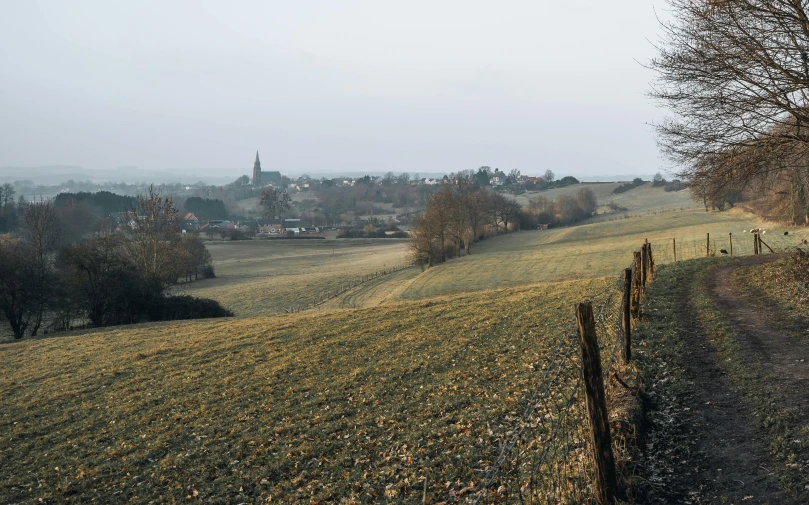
0,1,670,181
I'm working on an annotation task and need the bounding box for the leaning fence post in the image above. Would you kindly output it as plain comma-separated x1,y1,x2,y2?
621,268,632,363
576,302,618,505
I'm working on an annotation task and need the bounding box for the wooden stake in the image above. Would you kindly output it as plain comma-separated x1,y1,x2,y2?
729,232,733,256
630,251,642,319
576,302,618,505
673,238,677,262
621,268,632,363
706,232,710,257
640,244,648,292
646,243,654,281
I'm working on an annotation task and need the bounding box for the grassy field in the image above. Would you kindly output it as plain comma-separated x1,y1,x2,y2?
179,238,409,316
386,208,790,301
214,207,798,313
511,182,695,216
6,188,799,502
0,277,611,504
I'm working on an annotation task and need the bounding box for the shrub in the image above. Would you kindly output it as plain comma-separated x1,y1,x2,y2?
146,295,234,321
607,201,629,212
201,265,216,279
221,228,249,240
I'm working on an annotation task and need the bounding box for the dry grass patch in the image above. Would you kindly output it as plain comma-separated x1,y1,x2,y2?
397,209,766,301
1,277,611,504
179,238,409,316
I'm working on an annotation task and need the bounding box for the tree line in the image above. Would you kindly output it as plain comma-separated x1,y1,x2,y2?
409,177,598,267
0,187,229,340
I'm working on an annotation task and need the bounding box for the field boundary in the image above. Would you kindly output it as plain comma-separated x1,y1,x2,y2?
469,241,654,504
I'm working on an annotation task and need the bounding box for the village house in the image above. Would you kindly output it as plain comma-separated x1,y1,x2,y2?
256,218,285,234
183,212,199,231
254,218,318,235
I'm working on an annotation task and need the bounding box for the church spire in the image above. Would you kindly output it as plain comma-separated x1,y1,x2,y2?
252,150,262,186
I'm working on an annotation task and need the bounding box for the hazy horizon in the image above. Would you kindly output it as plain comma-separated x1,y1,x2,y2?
1,1,670,181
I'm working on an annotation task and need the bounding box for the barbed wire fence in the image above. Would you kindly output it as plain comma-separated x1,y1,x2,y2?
468,243,651,505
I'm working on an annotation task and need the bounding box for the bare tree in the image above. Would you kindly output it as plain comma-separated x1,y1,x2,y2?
1,183,14,208
407,212,439,267
555,195,586,225
61,236,129,327
258,187,292,219
462,188,492,250
0,237,37,339
124,185,182,291
178,233,213,281
650,0,809,184
20,200,62,336
528,195,555,225
575,188,598,216
490,193,521,233
543,170,555,184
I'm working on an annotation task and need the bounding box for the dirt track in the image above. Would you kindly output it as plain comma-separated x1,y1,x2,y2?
643,255,809,504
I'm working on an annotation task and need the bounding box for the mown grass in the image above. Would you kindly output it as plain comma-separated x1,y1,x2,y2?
179,238,409,316
0,277,611,504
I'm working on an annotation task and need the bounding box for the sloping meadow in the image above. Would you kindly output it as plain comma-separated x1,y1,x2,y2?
1,277,611,504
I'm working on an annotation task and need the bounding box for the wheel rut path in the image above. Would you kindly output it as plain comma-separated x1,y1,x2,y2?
645,255,809,504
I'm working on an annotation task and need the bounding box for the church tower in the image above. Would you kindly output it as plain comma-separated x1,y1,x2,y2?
252,151,262,186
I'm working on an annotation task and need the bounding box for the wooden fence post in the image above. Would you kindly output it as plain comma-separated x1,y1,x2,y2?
646,243,654,281
576,302,618,505
630,251,642,319
706,232,710,257
640,244,648,293
754,233,759,255
729,232,733,256
673,238,677,262
759,236,774,253
621,268,632,363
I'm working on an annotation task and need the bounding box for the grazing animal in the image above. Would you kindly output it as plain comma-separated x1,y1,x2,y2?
750,228,762,234
785,231,789,236
720,249,729,255
743,230,748,233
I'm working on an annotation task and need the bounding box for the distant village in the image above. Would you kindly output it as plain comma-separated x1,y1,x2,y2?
2,151,577,237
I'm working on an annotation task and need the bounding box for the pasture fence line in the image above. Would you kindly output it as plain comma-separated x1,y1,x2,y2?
283,263,413,314
646,229,799,265
470,241,652,504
